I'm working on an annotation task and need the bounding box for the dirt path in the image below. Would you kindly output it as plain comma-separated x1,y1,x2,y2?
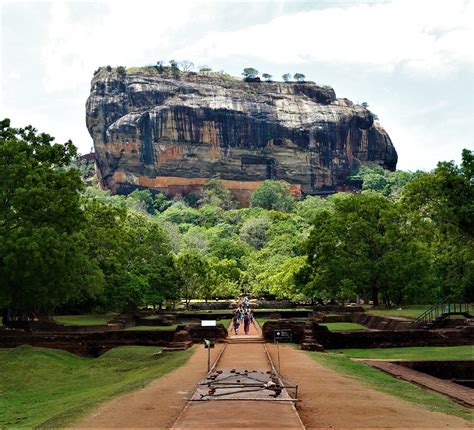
74,324,471,429
266,344,472,429
72,344,225,429
172,322,304,429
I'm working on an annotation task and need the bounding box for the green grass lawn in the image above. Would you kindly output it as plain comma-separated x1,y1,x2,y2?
125,325,178,331
364,306,428,319
330,345,474,360
320,322,369,331
306,350,472,421
0,345,194,428
53,313,117,326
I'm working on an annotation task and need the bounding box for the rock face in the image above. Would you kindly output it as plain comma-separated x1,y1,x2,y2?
86,68,397,205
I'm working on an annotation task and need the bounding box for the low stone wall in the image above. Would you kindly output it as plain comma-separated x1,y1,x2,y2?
6,320,127,333
188,302,232,310
351,313,413,330
260,321,473,349
0,329,177,356
261,320,306,343
312,323,474,349
186,324,228,342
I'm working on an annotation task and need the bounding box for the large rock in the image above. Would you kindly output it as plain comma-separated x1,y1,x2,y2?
86,68,397,205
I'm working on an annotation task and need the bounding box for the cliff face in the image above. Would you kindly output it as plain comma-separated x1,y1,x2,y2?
86,68,397,205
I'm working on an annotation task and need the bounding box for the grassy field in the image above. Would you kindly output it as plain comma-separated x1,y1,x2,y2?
307,350,472,421
53,313,117,326
320,322,368,331
364,306,427,319
0,345,194,428
330,345,473,360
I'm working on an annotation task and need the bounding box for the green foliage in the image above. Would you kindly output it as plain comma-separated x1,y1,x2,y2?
242,67,259,80
198,65,212,72
298,193,433,305
176,249,209,307
331,345,474,360
350,165,420,199
239,216,271,250
0,119,103,315
282,73,292,82
201,178,235,209
250,180,295,211
0,345,193,428
293,73,305,82
262,73,272,81
116,66,126,75
402,150,474,301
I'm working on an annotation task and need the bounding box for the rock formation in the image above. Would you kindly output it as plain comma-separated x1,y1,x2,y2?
86,67,397,206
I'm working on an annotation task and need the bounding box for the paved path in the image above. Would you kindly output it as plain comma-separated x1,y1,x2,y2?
358,359,474,407
171,322,305,429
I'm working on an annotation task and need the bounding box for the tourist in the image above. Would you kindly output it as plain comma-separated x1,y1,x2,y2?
232,314,240,335
243,311,251,335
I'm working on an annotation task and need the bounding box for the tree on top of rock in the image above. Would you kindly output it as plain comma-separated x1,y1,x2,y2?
282,73,292,82
262,73,273,81
180,60,194,72
293,73,305,82
242,67,259,81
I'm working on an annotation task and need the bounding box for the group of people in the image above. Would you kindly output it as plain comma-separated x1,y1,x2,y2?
231,295,253,335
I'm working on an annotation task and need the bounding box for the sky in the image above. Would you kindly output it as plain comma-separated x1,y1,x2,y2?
1,0,473,171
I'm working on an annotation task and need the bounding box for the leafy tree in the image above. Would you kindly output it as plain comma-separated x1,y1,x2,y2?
169,59,179,71
239,216,271,250
0,119,103,317
198,65,212,72
402,149,474,300
250,180,295,211
201,178,235,209
180,60,194,72
262,73,273,81
293,73,305,82
154,192,173,212
242,67,259,81
126,189,155,214
176,250,209,308
298,193,432,305
282,73,292,82
116,66,126,76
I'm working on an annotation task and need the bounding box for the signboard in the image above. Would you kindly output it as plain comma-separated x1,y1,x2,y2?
201,320,217,327
274,329,292,343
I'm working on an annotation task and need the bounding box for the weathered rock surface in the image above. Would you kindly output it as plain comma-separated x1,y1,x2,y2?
86,68,397,205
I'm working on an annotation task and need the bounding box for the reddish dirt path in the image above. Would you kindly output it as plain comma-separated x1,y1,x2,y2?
266,344,472,429
72,345,225,429
172,322,304,429
73,323,471,429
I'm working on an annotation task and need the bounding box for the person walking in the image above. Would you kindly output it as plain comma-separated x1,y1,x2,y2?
232,313,240,335
243,311,251,335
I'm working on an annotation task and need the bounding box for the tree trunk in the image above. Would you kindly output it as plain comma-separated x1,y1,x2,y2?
372,287,379,306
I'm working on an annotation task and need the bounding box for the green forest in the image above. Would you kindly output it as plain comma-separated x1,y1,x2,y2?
1,118,473,317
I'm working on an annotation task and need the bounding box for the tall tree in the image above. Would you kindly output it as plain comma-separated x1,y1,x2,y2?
0,119,103,317
250,180,295,211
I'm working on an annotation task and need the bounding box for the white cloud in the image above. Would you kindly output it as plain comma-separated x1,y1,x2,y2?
175,0,474,76
41,0,196,92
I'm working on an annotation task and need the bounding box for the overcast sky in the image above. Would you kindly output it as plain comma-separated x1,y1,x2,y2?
1,0,473,171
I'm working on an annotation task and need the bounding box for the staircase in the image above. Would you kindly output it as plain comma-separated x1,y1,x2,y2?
410,299,473,329
300,322,324,351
